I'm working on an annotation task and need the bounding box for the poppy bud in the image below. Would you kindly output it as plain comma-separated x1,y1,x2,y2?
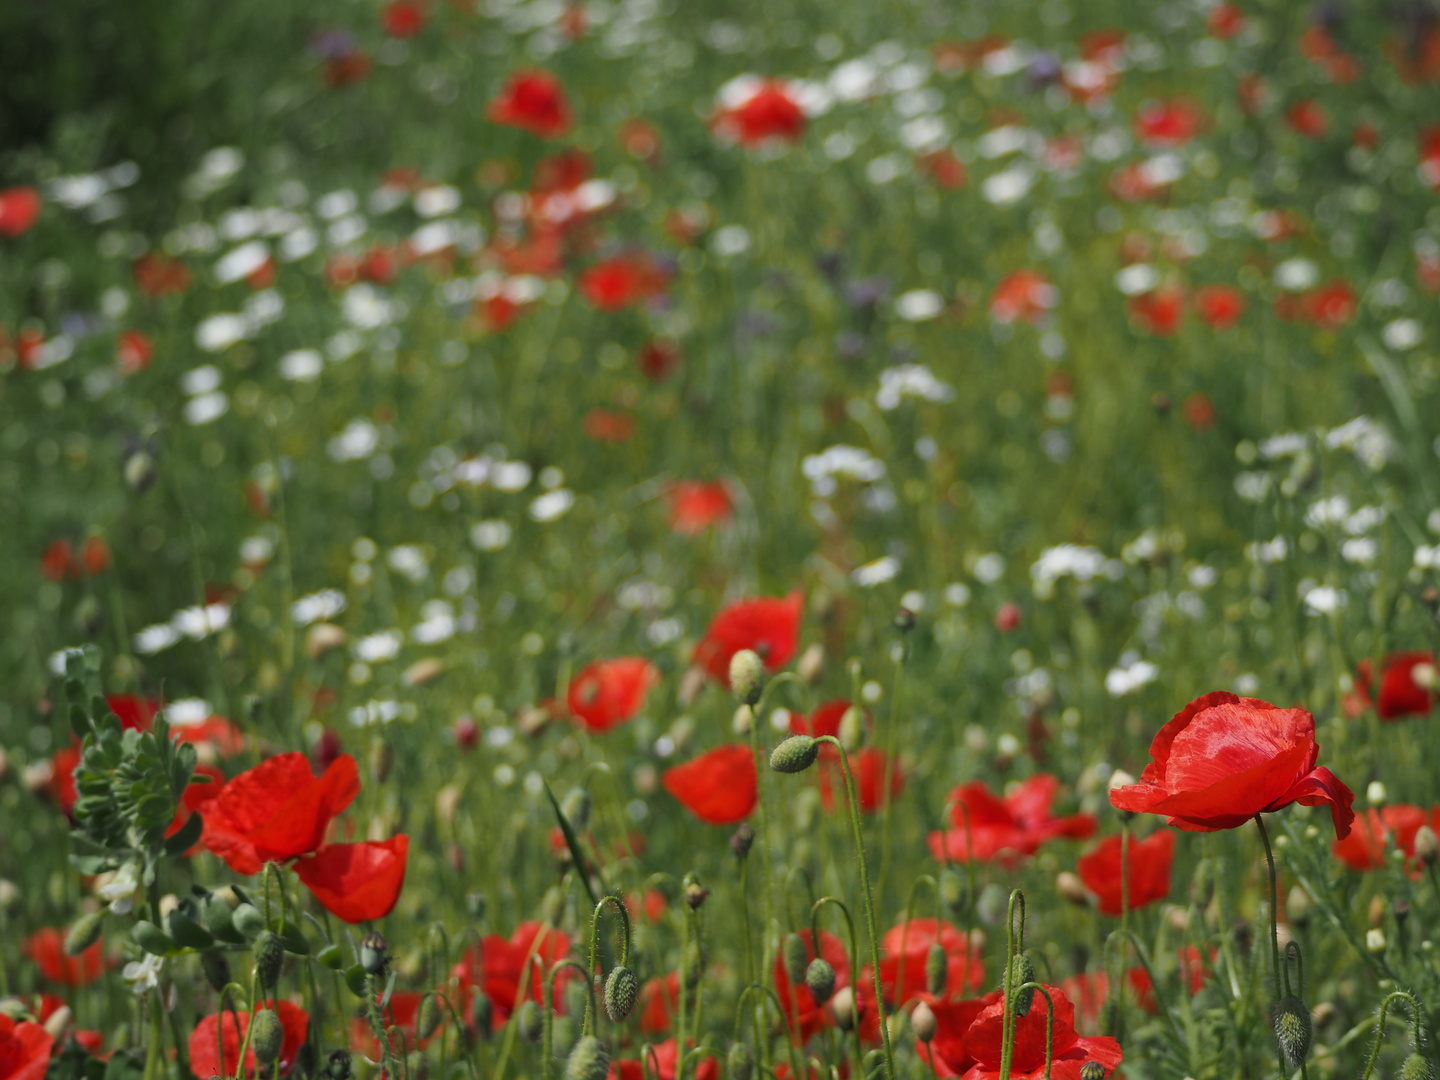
565,1036,609,1080
1190,859,1215,910
1274,997,1312,1064
797,644,825,686
685,881,710,910
471,993,493,1037
327,1051,353,1080
418,994,441,1040
517,1001,544,1044
1107,771,1137,821
727,1043,754,1080
939,870,969,916
863,1049,886,1080
65,911,104,956
360,931,388,976
729,650,765,706
770,736,819,774
561,788,592,832
838,708,862,753
124,450,158,492
604,965,639,1023
831,987,856,1031
369,737,391,783
1417,827,1440,867
925,943,947,996
250,1008,284,1066
730,824,755,860
806,958,836,1003
1286,886,1312,929
684,938,706,989
783,933,809,987
911,1001,937,1043
201,949,232,993
1394,899,1411,926
42,1007,72,1039
1403,1055,1435,1080
894,607,917,633
1055,871,1089,907
254,930,284,989
1080,1062,1107,1080
1006,955,1036,1017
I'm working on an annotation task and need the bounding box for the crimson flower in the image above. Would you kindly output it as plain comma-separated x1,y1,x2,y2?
189,1000,308,1079
1109,692,1354,838
773,930,851,1043
928,774,1097,865
487,70,572,138
662,745,757,824
1192,285,1245,331
1287,100,1329,139
1057,971,1158,1032
960,985,1123,1080
452,923,573,1026
872,918,984,1005
0,188,41,238
990,270,1055,325
666,481,733,534
24,929,105,988
1301,280,1356,329
1351,652,1436,720
350,990,438,1058
693,592,803,681
567,657,661,733
609,1042,717,1080
819,747,904,815
583,409,637,442
1208,3,1245,39
116,330,153,376
1333,806,1437,873
1075,828,1176,916
1129,287,1184,336
578,255,667,311
1134,98,1205,147
713,79,807,147
295,836,409,923
915,993,1000,1078
201,752,360,874
133,252,192,297
381,0,427,37
0,1015,52,1080
639,972,680,1034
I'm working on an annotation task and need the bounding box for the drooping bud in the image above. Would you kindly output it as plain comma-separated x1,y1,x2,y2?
471,993,493,1037
418,995,441,1040
1007,955,1036,1017
729,650,765,706
911,1001,937,1043
939,870,968,916
1403,1054,1435,1080
604,965,639,1023
565,1036,610,1080
1080,1062,1107,1080
806,958,837,1004
727,1043,754,1080
517,1001,544,1044
201,949,232,992
831,987,856,1031
730,824,755,860
1416,826,1440,867
253,930,284,989
925,943,947,996
250,1008,284,1066
1273,997,1313,1065
685,881,710,910
837,707,863,753
783,933,809,987
561,788,592,832
326,1050,353,1080
770,736,819,774
65,911,105,956
360,931,389,976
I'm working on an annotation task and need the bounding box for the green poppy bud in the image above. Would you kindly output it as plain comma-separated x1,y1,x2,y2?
65,911,104,956
770,736,819,774
232,903,266,941
250,1008,284,1066
604,965,639,1023
201,949,232,993
1080,1062,1107,1080
560,788,592,833
911,1001,937,1043
939,870,968,917
253,931,284,989
471,993,493,1038
805,958,836,1004
1403,1055,1435,1080
565,1036,610,1080
418,994,441,1040
1007,955,1036,1018
925,943,948,996
727,1044,754,1080
782,933,809,987
728,650,765,706
1273,997,1313,1064
517,1001,544,1045
360,931,388,976
326,1051,353,1080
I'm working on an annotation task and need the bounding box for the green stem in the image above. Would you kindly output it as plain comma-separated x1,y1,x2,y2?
997,891,1025,1080
811,897,865,1076
543,959,594,1080
366,974,399,1080
1255,815,1287,1080
587,895,634,1033
877,639,907,901
746,703,778,1079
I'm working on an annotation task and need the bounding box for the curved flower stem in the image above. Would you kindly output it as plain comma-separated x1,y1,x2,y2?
735,983,804,1080
746,704,779,1080
544,958,596,1080
1360,991,1426,1080
1254,815,1289,1080
1016,983,1056,1080
365,974,400,1080
587,895,634,1030
894,874,938,1009
492,918,560,1080
815,736,894,1080
811,897,866,1075
997,891,1025,1080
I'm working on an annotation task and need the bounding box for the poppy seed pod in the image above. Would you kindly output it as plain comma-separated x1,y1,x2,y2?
418,994,441,1040
1080,1062,1107,1080
65,911,104,956
939,869,969,916
561,788,592,832
1007,955,1037,1017
517,1001,544,1045
727,1043,754,1080
201,948,232,993
770,735,819,774
604,965,639,1022
911,1000,937,1043
565,1036,610,1080
1273,997,1313,1064
1403,1055,1435,1080
254,930,284,989
806,957,837,1003
729,649,765,706
360,931,389,976
326,1051,353,1080
1417,826,1440,867
925,942,948,996
782,933,809,987
250,1008,284,1065
831,986,857,1031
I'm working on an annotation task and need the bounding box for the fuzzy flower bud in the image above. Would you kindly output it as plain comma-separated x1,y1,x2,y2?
730,824,755,860
471,993,493,1037
250,1009,284,1066
1416,826,1440,867
729,650,765,706
939,870,969,916
1273,997,1312,1064
837,707,863,752
770,736,819,774
797,644,825,686
727,1043,754,1080
565,1036,610,1080
782,933,809,987
604,965,639,1023
418,995,441,1040
1056,871,1089,907
326,1051,353,1080
1007,955,1036,1017
65,911,105,956
517,1001,544,1045
925,943,947,996
1403,1055,1435,1080
360,931,389,977
560,788,592,833
253,930,284,989
805,958,837,1004
911,1001,937,1043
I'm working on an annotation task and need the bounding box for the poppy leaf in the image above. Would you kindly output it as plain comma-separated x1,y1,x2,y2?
268,918,311,956
543,779,603,907
69,704,91,740
164,811,204,855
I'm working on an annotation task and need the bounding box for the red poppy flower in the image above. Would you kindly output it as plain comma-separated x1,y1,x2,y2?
960,985,1123,1080
294,836,409,923
1109,692,1355,839
452,923,573,1026
928,775,1097,865
189,1000,308,1079
349,990,438,1058
1352,652,1436,720
1134,98,1205,147
1192,285,1245,330
915,993,1001,1078
40,540,74,582
382,0,427,37
487,70,573,138
201,752,361,874
1075,828,1176,916
567,657,660,733
0,188,41,238
693,592,803,680
324,51,373,88
171,715,246,759
0,1015,53,1080
819,747,904,815
1286,100,1328,139
643,1041,718,1080
994,603,1023,633
1129,287,1184,336
578,255,667,311
1057,970,1160,1033
1208,3,1244,39
23,929,105,988
583,408,637,442
1332,805,1435,873
873,919,984,1004
990,270,1055,325
917,150,968,190
1421,129,1440,189
637,972,681,1034
662,745,757,825
713,80,807,147
1182,393,1215,431
666,481,733,534
133,253,192,297
116,330,153,376
773,929,851,1043
638,339,680,380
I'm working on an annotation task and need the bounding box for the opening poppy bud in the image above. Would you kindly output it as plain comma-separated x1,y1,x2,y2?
565,1035,610,1080
727,1043,754,1080
770,735,819,774
42,1007,72,1040
561,788,592,833
838,708,863,752
1413,663,1439,691
250,1008,284,1066
1080,1062,1107,1080
939,870,969,916
798,644,825,686
685,882,710,910
604,965,639,1022
925,943,947,996
911,1001,937,1043
517,1001,544,1045
831,986,856,1031
683,938,707,989
782,933,809,987
1273,997,1312,1064
254,930,284,989
1403,1054,1435,1080
1055,871,1089,907
471,993,493,1036
1107,771,1137,820
65,911,104,956
730,824,755,860
729,649,765,706
1417,827,1440,867
233,903,266,940
806,958,837,1003
1007,955,1036,1017
360,931,389,976
201,949,232,993
418,994,441,1040
326,1051,353,1080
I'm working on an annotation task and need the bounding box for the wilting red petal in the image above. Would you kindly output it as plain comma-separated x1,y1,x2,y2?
295,836,409,923
1076,828,1176,916
662,745,757,824
202,753,360,873
567,657,660,733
